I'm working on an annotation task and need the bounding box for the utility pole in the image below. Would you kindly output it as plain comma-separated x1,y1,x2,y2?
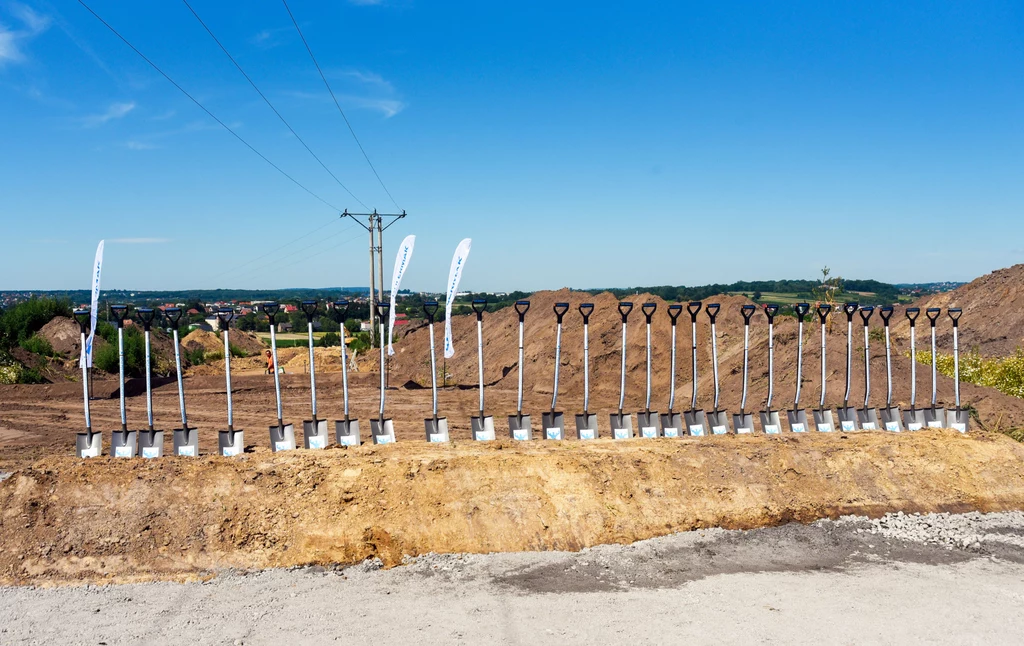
341,209,407,347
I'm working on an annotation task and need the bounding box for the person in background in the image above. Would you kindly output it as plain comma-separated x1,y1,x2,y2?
265,349,275,375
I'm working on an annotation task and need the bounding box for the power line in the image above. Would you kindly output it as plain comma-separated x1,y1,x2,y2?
274,229,366,273
181,0,368,211
76,0,342,213
281,0,402,211
216,218,355,281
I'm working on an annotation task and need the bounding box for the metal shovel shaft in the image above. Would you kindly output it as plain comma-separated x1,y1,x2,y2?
910,327,917,407
307,321,318,418
379,322,386,420
517,320,525,415
429,321,439,418
340,327,350,417
172,329,187,427
863,325,871,408
224,328,233,427
930,326,938,406
794,321,803,407
270,326,283,423
844,320,853,406
953,326,961,408
645,322,652,411
118,327,126,427
766,321,774,409
741,324,750,411
668,325,677,411
552,322,563,411
79,331,91,429
144,330,154,429
690,320,698,409
477,318,485,415
583,322,590,413
884,326,893,408
618,320,628,412
711,322,720,409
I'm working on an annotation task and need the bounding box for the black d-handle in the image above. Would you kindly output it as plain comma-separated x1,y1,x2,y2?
741,304,756,324
263,302,281,325
687,301,702,322
136,307,157,331
618,301,633,323
794,303,810,322
300,299,319,323
579,303,594,324
667,304,683,326
878,306,894,326
906,307,920,326
73,308,90,334
165,307,183,329
859,305,874,325
816,303,832,324
926,307,941,326
705,303,720,323
843,302,859,321
642,302,657,323
514,300,530,322
375,300,390,319
423,300,439,324
764,303,779,324
216,307,234,330
471,298,487,321
332,299,350,322
110,304,129,329
948,307,962,327
553,302,569,323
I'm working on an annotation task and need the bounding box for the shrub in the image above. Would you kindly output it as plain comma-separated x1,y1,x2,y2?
19,335,55,357
0,297,72,350
93,326,145,376
349,332,371,354
916,348,1024,400
185,347,206,366
229,343,247,358
319,332,340,347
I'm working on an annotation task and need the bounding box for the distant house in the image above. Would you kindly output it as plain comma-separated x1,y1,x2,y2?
283,304,298,313
360,321,372,332
394,312,409,326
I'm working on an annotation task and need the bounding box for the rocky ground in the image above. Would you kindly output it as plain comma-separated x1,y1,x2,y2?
2,510,1023,645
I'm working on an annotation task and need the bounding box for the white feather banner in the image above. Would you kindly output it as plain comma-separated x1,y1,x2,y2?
443,238,472,359
388,235,416,356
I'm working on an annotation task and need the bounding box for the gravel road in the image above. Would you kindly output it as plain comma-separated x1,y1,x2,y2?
3,511,1024,645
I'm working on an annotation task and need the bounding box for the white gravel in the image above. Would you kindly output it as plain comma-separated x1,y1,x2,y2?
829,510,1024,551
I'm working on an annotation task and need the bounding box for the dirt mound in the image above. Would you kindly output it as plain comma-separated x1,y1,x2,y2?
181,329,222,354
230,330,267,356
3,430,1024,585
37,317,82,357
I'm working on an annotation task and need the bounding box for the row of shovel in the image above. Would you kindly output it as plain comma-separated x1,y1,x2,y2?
72,298,967,459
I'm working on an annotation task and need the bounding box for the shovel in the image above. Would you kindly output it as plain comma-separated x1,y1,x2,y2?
837,302,860,431
660,304,684,438
877,306,904,432
471,299,496,441
216,308,245,456
759,304,782,434
574,303,599,439
109,304,138,458
421,300,450,442
924,308,946,428
264,303,296,452
136,308,164,458
165,308,199,456
946,308,969,432
856,306,880,430
637,302,661,438
543,302,570,440
610,301,635,439
331,299,360,446
74,308,102,458
683,302,708,436
902,307,925,430
508,300,533,440
812,304,835,432
370,301,396,444
704,303,729,434
300,300,329,449
786,303,811,432
733,304,756,434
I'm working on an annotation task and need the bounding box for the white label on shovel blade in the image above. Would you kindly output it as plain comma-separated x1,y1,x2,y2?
115,446,133,458
841,420,856,431
953,423,966,433
613,427,630,439
689,425,705,436
907,423,922,431
885,422,901,432
862,422,877,430
512,428,529,441
545,428,562,440
817,423,832,432
791,423,805,433
429,433,448,443
274,441,292,452
474,430,495,441
222,446,241,457
641,426,658,438
375,435,393,444
579,428,595,440
339,435,359,446
736,426,752,434
663,427,679,438
308,436,326,450
712,425,727,435
927,421,943,428
177,445,196,456
765,424,780,434
142,447,159,459
81,447,99,458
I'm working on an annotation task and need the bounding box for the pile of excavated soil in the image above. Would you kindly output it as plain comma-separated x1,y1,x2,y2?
230,330,267,356
2,429,1024,585
181,329,266,358
36,316,82,357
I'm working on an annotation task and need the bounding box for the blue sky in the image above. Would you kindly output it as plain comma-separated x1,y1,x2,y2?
1,1,1022,292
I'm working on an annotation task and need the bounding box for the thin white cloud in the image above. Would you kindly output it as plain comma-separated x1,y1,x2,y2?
124,140,157,151
81,101,136,127
335,69,393,91
343,95,405,118
349,0,385,5
0,3,50,66
286,68,405,117
110,238,171,244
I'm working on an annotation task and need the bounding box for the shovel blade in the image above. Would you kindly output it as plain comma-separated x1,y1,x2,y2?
685,410,708,436
924,407,947,429
947,408,970,433
138,429,165,459
334,419,361,447
218,429,244,456
369,418,396,444
786,409,809,433
706,410,729,435
732,413,754,434
541,412,565,440
424,417,450,442
857,408,881,431
609,413,634,439
880,407,904,432
471,415,496,441
508,414,533,441
903,408,926,431
269,423,296,452
76,431,102,458
759,411,782,435
636,412,661,438
813,409,835,433
837,407,859,431
575,413,599,440
303,419,329,449
173,427,199,456
110,430,138,458
660,412,683,438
